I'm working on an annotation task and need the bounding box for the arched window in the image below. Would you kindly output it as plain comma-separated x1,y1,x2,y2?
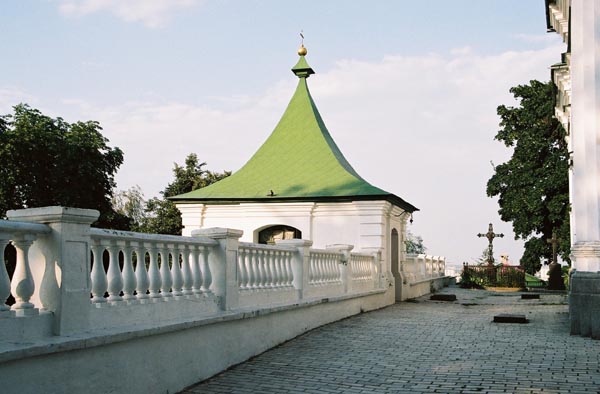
258,225,302,245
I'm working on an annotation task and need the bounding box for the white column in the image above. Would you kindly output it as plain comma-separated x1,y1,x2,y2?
570,0,600,271
192,228,243,310
326,244,353,293
568,0,600,339
277,239,312,300
7,206,99,335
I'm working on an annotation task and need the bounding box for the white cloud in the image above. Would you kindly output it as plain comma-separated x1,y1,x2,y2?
513,33,562,44
57,0,200,28
50,42,564,265
0,88,37,112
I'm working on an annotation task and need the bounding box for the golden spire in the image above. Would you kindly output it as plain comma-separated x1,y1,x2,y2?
298,31,307,56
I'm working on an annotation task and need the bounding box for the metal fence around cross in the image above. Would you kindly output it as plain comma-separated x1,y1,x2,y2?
462,264,525,288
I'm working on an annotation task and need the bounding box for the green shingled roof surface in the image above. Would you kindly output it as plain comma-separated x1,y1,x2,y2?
172,56,417,212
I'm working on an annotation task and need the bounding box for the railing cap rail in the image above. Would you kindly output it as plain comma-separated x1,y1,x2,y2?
7,206,99,224
239,242,296,252
0,219,51,236
309,248,344,256
89,228,218,246
350,252,375,258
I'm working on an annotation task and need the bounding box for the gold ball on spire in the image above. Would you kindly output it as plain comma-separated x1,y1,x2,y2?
298,44,307,56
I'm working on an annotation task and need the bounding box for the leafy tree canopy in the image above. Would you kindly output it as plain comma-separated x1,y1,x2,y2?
136,153,230,235
405,231,426,254
487,80,570,274
0,104,128,228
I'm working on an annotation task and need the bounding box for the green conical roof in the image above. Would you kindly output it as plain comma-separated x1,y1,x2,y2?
171,55,417,213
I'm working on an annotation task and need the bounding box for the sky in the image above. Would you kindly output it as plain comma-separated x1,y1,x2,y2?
0,0,566,266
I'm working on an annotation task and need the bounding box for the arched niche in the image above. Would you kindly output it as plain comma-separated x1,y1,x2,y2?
391,228,400,275
257,225,302,245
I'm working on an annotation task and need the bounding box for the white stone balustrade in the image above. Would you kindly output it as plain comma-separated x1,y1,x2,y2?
403,254,447,285
0,220,51,317
308,249,343,286
0,206,387,342
238,243,294,291
350,253,375,282
89,228,217,304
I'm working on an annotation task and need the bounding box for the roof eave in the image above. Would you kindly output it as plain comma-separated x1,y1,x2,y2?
170,194,419,213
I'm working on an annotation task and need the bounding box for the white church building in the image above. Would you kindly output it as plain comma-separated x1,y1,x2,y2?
546,0,600,338
171,45,444,301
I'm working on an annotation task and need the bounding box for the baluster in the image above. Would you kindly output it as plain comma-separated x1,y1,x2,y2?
106,242,123,302
333,254,339,282
309,254,316,284
248,249,258,290
323,254,329,284
159,245,172,297
266,250,275,288
255,250,264,289
121,243,136,301
253,250,261,289
320,254,326,284
332,254,337,282
360,258,365,279
134,245,149,300
330,254,336,282
91,242,107,303
171,245,183,297
278,252,286,287
273,251,282,288
0,238,11,311
200,246,212,293
313,254,320,284
242,249,252,289
263,250,271,288
190,246,203,294
238,248,248,289
285,251,293,287
284,251,292,287
181,245,193,295
147,246,162,299
11,236,36,312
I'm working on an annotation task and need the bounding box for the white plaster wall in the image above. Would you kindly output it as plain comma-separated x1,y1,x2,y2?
178,200,412,301
178,201,401,254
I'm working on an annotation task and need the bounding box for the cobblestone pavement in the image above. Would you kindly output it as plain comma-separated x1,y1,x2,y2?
181,287,600,394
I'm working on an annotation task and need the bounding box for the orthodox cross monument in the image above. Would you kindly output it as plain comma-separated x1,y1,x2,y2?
477,223,503,266
171,42,419,301
546,0,600,337
547,230,566,290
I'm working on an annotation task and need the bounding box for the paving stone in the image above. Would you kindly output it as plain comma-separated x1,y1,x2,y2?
179,287,600,394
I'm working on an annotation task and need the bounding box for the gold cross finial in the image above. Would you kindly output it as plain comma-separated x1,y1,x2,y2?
298,30,307,56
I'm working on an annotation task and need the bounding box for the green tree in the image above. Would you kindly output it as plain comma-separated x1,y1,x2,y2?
112,185,146,231
0,104,129,229
487,81,570,274
405,231,426,254
138,154,230,235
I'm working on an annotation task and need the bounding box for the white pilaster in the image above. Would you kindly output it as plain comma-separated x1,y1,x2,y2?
570,0,600,272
